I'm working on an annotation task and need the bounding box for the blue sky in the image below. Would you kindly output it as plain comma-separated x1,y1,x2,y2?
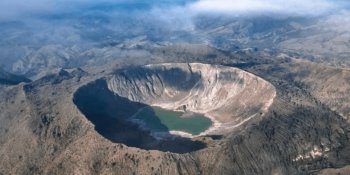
1,0,349,21
190,0,346,15
0,0,193,20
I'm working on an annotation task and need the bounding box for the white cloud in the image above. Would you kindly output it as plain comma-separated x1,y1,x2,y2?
0,0,191,21
0,0,55,19
189,0,340,15
0,0,348,22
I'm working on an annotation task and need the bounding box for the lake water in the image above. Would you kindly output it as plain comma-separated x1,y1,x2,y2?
134,106,212,135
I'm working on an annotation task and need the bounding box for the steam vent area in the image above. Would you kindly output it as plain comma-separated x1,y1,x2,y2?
73,63,276,153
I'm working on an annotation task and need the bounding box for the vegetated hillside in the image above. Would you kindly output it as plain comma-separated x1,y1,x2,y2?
0,45,349,174
283,60,350,121
244,59,350,123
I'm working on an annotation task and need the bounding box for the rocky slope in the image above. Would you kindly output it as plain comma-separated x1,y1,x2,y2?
283,60,350,122
245,59,350,123
0,56,349,174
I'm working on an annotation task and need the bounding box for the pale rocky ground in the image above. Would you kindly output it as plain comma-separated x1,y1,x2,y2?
319,165,350,175
0,48,350,174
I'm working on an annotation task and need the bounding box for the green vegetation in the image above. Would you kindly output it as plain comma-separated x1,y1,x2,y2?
134,106,212,135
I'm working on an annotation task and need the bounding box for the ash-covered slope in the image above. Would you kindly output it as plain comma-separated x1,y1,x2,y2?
108,63,276,134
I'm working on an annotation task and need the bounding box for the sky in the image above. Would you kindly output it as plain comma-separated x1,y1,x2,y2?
0,0,349,21
190,0,343,15
0,0,193,20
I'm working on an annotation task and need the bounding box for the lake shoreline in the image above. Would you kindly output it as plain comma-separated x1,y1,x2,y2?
129,105,222,139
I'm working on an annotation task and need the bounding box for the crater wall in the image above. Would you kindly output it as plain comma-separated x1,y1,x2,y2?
107,63,276,134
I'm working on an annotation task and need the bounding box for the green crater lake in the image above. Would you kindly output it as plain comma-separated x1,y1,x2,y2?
134,106,213,135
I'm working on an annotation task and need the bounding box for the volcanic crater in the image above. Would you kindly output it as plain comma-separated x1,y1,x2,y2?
74,63,276,153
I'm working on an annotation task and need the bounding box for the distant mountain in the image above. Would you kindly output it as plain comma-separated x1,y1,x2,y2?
0,67,31,85
194,14,350,68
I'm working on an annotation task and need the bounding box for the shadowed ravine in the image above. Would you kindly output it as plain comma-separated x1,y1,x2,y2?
73,79,207,153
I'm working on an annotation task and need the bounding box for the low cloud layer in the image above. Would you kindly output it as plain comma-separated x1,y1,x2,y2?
0,0,193,20
189,0,346,15
1,0,349,21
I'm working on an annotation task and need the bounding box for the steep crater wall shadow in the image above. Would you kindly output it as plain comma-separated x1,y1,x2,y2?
73,79,207,153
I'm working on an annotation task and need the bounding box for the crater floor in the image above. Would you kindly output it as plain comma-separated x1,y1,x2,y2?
132,106,212,136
